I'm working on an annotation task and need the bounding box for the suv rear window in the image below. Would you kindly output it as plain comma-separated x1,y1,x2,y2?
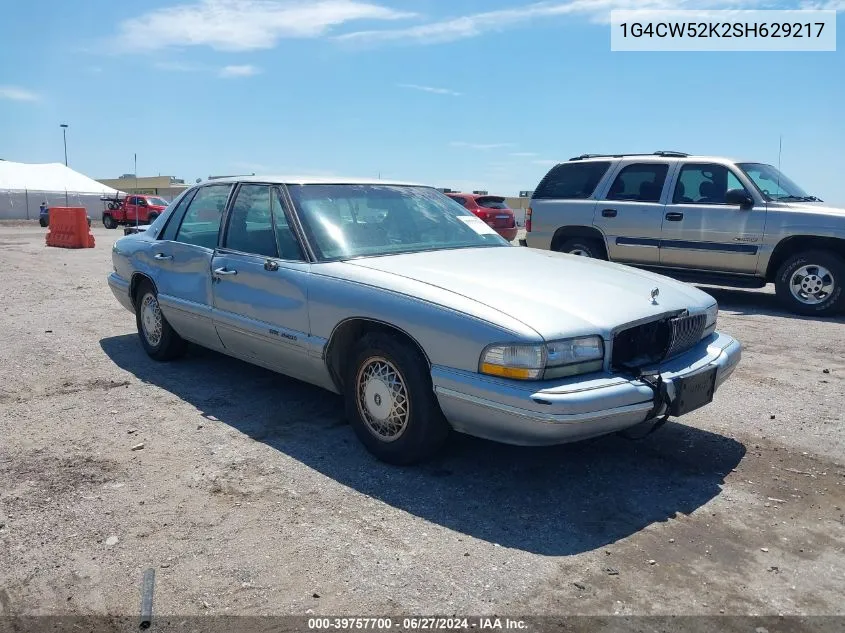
475,196,509,209
532,162,611,199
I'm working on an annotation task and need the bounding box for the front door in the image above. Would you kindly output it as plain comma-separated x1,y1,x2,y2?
151,183,233,351
660,162,765,273
593,161,673,265
210,184,317,382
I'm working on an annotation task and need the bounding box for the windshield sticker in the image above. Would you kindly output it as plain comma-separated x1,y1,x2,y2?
457,215,498,235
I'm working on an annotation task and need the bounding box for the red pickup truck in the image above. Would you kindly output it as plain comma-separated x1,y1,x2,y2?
102,194,169,229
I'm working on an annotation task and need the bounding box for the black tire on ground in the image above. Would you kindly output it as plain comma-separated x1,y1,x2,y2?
344,332,450,465
103,214,117,229
134,280,187,361
147,213,159,224
39,218,48,227
775,250,845,317
557,237,605,259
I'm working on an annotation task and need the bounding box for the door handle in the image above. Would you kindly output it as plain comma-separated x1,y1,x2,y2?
264,259,279,272
665,212,684,221
153,253,173,260
601,208,617,218
213,267,238,276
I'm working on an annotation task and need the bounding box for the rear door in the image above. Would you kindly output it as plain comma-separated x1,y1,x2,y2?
593,161,673,265
210,184,318,382
660,162,765,273
150,184,233,351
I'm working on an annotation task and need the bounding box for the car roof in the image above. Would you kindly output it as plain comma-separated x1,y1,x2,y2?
200,175,429,187
566,154,746,164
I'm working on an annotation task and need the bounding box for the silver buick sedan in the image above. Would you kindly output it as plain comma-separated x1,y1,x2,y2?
108,177,741,464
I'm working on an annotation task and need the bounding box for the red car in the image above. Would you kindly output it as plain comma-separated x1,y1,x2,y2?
445,193,518,242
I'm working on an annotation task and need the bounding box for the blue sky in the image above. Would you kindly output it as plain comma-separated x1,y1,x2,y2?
1,0,844,203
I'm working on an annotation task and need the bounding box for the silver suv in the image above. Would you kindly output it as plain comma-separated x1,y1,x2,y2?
523,151,845,316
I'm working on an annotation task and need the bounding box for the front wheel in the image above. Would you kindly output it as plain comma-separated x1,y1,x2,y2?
775,250,845,316
557,237,605,259
135,280,187,360
344,332,450,465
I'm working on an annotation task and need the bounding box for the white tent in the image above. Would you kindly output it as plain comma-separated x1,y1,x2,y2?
0,160,124,220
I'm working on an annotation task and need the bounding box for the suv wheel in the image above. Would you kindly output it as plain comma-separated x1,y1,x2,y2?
344,332,450,465
775,250,845,316
147,213,159,224
557,237,605,259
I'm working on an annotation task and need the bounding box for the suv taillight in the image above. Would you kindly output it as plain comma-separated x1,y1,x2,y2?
525,207,532,232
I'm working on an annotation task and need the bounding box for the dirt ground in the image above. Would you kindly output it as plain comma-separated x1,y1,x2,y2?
0,222,843,618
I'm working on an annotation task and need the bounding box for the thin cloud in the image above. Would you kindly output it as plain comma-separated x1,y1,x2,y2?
801,0,845,8
510,152,538,157
0,85,39,102
219,64,262,77
451,141,515,150
117,0,416,51
336,0,770,45
532,159,560,166
398,83,462,97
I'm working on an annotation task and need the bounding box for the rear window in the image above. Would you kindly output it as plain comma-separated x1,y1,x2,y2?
475,196,509,210
532,162,611,199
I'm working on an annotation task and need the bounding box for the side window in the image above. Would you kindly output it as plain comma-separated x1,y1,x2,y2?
673,164,748,205
533,162,611,199
225,184,278,257
272,189,305,261
606,163,669,202
160,189,197,241
451,196,467,206
174,185,231,249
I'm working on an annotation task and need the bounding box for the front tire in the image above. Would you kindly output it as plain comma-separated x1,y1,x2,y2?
134,281,187,361
775,250,845,316
557,237,605,259
344,332,450,465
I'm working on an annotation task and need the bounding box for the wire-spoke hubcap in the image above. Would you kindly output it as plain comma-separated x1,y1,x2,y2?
140,293,163,347
790,264,835,305
356,357,410,442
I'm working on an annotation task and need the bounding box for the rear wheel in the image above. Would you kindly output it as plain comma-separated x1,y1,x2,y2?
134,280,187,361
557,237,605,259
39,218,48,228
775,250,845,316
147,213,159,224
344,332,450,465
103,214,117,229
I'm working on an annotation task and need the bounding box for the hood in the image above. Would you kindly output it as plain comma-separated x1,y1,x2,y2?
345,247,715,341
778,201,845,217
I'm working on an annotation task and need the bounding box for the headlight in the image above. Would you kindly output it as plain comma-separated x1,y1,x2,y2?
480,336,604,381
704,303,718,336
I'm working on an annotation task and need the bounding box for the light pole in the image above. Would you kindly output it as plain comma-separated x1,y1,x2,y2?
60,124,69,166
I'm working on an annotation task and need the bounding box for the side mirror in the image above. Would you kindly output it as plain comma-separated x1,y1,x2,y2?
726,188,754,209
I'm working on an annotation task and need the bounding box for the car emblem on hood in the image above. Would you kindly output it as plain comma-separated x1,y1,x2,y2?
650,288,660,304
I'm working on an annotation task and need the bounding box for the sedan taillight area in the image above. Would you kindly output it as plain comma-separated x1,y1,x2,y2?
525,207,532,232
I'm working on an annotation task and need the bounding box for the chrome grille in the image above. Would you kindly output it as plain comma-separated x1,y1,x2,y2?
666,313,706,360
611,312,706,371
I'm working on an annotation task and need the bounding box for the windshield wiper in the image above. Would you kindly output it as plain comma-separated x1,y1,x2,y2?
777,195,816,202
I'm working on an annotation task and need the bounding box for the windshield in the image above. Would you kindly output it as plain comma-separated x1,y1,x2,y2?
147,197,169,206
737,163,814,201
287,184,510,261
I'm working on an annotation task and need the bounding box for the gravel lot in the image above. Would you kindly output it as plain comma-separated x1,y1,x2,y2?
0,223,843,617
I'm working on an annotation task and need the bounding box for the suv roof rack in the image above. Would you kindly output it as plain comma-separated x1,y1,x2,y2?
568,151,690,161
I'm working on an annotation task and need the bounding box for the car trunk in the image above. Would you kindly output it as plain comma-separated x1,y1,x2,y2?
475,196,515,228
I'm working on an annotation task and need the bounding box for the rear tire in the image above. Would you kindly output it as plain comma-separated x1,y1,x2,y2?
147,213,159,224
344,332,450,465
134,280,187,361
39,218,48,228
557,237,605,259
775,250,845,316
103,214,117,229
